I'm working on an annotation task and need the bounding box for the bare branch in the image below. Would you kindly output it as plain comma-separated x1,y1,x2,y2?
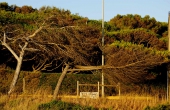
1,33,19,61
28,26,44,38
23,55,37,61
3,33,6,43
25,48,40,52
59,26,78,29
32,58,48,72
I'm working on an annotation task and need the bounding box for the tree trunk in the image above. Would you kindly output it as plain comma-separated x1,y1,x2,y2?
8,52,24,95
53,64,69,100
2,27,43,95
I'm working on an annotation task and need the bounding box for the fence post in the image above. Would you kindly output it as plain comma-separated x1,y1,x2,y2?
23,77,25,93
167,12,170,102
98,81,99,97
118,83,120,97
77,81,79,97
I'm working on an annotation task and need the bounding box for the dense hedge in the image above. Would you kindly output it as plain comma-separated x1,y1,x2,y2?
0,69,167,96
0,69,117,96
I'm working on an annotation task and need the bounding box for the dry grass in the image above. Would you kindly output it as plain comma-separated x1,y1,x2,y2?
61,94,167,110
61,96,167,110
0,88,53,110
0,89,168,110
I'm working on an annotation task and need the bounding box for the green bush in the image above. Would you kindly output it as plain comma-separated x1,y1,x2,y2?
144,104,170,110
38,100,96,110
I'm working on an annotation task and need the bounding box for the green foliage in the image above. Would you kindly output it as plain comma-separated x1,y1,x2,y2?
108,14,167,34
110,40,169,59
71,13,83,20
38,73,112,95
144,104,170,110
107,14,168,51
0,10,42,29
38,100,96,110
0,2,36,13
106,28,167,50
0,2,8,11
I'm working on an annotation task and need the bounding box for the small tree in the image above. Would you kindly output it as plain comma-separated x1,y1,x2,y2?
0,23,45,94
0,7,101,96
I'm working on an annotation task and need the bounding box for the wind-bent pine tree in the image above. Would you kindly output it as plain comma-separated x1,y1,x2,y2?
0,25,44,95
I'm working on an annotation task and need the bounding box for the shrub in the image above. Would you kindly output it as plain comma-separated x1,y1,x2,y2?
144,104,170,110
38,100,96,110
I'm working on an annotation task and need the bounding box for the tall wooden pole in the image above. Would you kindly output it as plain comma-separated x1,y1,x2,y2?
101,0,105,98
167,11,170,101
168,12,170,51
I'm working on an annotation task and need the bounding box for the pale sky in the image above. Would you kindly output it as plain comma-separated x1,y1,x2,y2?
2,0,170,22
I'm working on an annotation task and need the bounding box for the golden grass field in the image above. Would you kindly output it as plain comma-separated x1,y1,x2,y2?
0,88,168,110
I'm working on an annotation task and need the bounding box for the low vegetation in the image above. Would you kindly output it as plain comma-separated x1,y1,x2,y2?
0,68,168,109
0,90,169,110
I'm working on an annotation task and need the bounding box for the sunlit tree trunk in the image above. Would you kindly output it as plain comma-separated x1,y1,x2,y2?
7,42,28,95
8,54,24,94
0,23,45,95
53,64,69,100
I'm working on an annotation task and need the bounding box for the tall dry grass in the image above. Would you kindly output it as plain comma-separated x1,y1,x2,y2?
0,88,168,110
61,94,167,110
0,87,53,110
